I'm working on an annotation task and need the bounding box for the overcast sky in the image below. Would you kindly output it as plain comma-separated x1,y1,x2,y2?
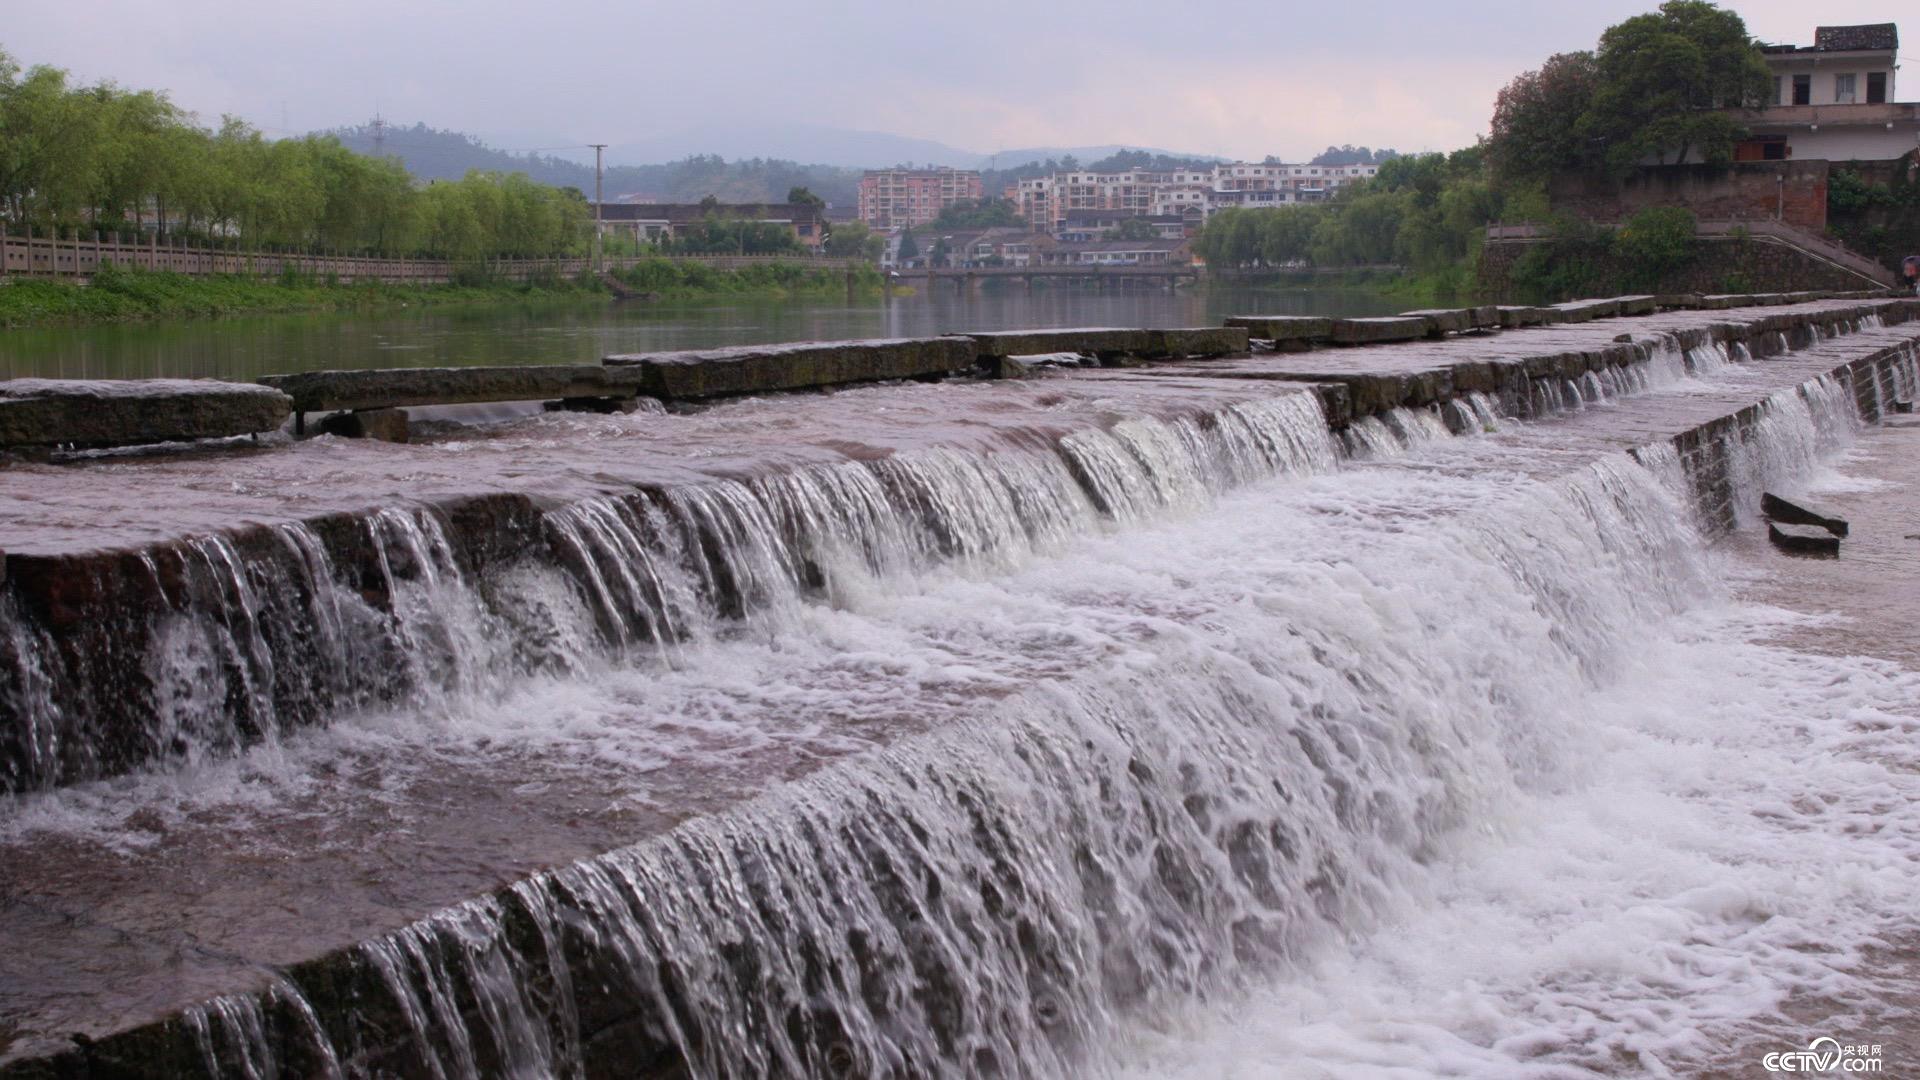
5,1,1904,162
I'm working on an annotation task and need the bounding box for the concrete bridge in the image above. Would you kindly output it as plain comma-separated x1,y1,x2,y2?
1,286,1917,1078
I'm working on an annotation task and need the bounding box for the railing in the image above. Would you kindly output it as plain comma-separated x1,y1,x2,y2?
0,232,866,284
1483,219,1896,288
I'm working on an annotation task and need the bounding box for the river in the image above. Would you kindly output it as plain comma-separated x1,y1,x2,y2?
0,283,1407,380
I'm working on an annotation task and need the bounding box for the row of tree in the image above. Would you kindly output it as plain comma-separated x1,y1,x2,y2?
1,49,588,258
1192,148,1534,274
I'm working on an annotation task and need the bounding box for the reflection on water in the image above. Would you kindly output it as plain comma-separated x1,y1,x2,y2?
0,284,1412,380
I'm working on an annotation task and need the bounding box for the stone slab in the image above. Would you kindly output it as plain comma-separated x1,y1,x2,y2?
0,379,291,450
1142,327,1250,359
260,365,641,414
1552,298,1622,322
1224,315,1335,341
1495,306,1558,328
1400,309,1472,335
963,328,1150,359
1328,317,1430,345
605,337,977,400
1768,521,1841,557
1761,492,1848,537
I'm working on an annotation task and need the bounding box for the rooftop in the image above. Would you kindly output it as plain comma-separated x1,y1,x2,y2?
1763,23,1898,54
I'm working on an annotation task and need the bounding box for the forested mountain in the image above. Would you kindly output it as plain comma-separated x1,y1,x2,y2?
328,123,866,206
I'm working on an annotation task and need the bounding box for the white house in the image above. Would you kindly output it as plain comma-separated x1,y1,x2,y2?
1741,24,1915,162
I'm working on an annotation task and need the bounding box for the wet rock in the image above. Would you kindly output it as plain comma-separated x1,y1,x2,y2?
607,338,976,400
1142,327,1250,359
1768,521,1840,557
0,378,291,450
1224,316,1334,344
260,366,641,413
317,407,410,443
1495,306,1556,328
1327,317,1428,345
1551,298,1621,322
1656,293,1704,309
1399,309,1472,336
991,353,1086,379
1613,295,1658,316
1761,492,1848,537
964,328,1148,361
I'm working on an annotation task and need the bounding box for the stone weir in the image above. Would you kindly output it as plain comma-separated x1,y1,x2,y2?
0,299,1918,1079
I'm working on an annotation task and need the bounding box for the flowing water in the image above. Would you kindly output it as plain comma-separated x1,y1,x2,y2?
0,283,1407,380
3,316,1919,1078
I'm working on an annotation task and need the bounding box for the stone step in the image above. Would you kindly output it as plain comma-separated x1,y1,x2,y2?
1768,521,1842,557
1761,492,1849,536
0,379,292,451
259,365,642,415
605,337,976,400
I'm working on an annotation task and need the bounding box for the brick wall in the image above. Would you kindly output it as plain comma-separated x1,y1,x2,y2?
1548,162,1830,232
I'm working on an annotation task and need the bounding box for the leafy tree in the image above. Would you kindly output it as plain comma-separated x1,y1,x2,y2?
785,185,824,209
1584,1,1770,170
895,231,919,263
928,237,952,267
1488,52,1602,182
823,221,885,260
1614,205,1697,288
1488,1,1769,180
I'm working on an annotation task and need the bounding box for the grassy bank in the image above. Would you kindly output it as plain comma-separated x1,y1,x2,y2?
0,260,887,330
0,265,607,329
609,258,883,299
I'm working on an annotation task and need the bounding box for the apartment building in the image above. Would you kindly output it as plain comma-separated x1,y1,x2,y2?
857,168,984,230
1016,161,1380,232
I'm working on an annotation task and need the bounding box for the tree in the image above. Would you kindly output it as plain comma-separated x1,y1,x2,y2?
1488,51,1602,182
928,236,951,267
785,185,824,210
823,221,885,260
1584,1,1769,170
1102,217,1160,241
1488,1,1769,180
896,231,919,263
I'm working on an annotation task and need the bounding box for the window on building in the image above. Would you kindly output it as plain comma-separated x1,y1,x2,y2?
1792,73,1811,105
1835,73,1857,104
1869,71,1888,104
1773,75,1783,105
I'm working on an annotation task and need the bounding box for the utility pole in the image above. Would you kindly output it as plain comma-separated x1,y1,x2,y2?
372,113,387,156
590,143,608,273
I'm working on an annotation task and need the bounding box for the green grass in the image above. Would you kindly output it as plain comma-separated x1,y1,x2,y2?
0,260,886,329
0,265,608,329
610,257,884,299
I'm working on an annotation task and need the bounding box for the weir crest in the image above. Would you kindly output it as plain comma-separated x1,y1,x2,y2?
3,299,1920,1078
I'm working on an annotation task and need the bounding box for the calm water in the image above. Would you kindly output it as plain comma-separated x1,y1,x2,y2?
0,283,1408,380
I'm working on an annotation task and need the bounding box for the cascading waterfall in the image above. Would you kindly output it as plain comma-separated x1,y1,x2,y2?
0,321,1901,796
166,334,1910,1079
216,413,1732,1080
6,312,1913,1079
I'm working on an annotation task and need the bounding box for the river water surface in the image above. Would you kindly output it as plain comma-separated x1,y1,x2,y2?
0,284,1405,380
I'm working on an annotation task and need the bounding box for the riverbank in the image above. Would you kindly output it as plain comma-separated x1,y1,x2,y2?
0,260,886,330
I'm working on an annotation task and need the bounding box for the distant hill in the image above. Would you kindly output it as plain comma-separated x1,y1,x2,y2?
329,122,866,207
